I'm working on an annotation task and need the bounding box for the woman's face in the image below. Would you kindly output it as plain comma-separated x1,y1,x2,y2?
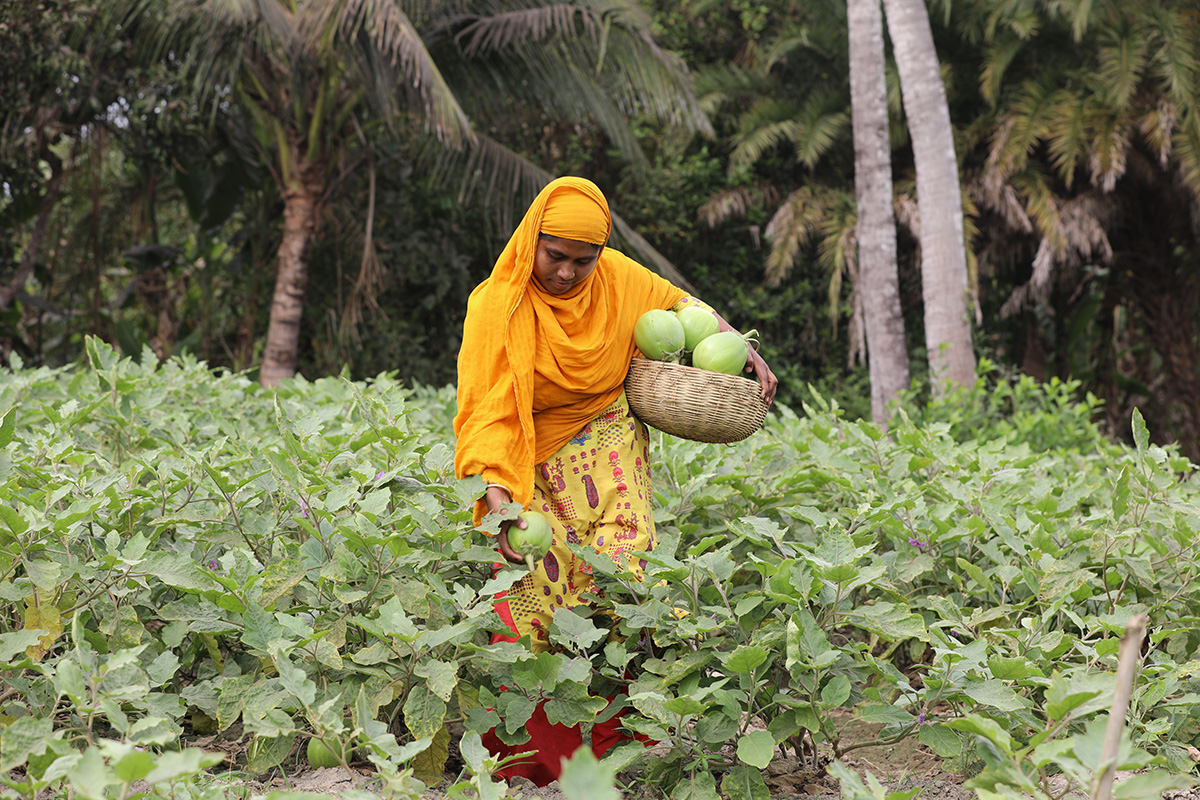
532,235,602,295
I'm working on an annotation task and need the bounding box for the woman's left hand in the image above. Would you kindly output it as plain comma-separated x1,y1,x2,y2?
700,304,779,405
745,346,778,405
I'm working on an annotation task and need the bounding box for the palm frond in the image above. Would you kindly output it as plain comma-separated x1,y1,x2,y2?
125,0,295,97
560,60,649,165
433,2,711,145
984,80,1060,181
1043,93,1092,188
999,191,1111,317
419,131,556,237
763,185,829,286
732,95,797,131
599,0,656,31
202,0,294,40
1138,99,1176,168
984,0,1042,42
693,63,761,116
760,28,821,74
997,247,1044,318
592,27,712,135
729,118,803,173
1068,0,1096,41
322,0,472,146
696,185,779,227
760,14,849,76
453,5,600,57
1145,4,1199,116
693,62,760,96
471,48,652,167
1096,25,1148,111
791,94,850,169
1087,113,1130,192
1012,168,1066,255
1058,193,1112,265
609,217,696,293
1170,112,1200,199
816,196,856,335
979,37,1024,107
971,175,1032,235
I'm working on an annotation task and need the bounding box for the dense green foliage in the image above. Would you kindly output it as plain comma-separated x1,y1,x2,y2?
11,0,1198,454
1,343,1197,798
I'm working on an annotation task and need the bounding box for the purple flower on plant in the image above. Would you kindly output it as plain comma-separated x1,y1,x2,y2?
300,499,309,518
375,471,384,481
908,536,926,550
207,559,219,570
917,712,926,725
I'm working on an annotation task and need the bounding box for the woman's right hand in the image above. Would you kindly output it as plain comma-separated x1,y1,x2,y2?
485,485,527,564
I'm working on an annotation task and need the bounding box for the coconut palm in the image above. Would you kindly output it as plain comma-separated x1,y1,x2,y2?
690,0,980,409
952,0,1200,454
848,0,908,423
119,0,711,386
690,0,859,327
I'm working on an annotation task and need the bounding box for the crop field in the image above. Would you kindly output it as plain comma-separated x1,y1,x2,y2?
0,339,1198,800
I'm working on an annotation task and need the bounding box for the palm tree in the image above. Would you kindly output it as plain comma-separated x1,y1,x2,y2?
952,0,1200,454
689,0,973,410
689,0,860,333
121,0,711,386
848,0,908,424
881,0,976,394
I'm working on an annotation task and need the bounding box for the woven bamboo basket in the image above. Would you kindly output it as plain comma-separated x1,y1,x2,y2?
624,357,769,444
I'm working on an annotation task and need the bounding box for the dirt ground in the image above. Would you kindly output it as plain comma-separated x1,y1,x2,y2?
251,723,966,800
241,716,1200,800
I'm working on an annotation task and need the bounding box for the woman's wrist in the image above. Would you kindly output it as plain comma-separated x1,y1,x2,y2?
484,484,513,513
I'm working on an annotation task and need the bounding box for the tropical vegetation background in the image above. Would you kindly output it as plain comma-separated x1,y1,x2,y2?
3,0,1199,458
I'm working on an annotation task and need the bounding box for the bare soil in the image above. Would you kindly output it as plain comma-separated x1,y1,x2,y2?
241,719,940,799
231,716,957,798
235,716,1199,799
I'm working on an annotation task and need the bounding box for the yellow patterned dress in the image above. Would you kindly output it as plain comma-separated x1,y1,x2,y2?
492,392,653,650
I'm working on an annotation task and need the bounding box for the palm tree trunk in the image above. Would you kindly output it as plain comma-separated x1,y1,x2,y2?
849,0,909,425
882,0,976,395
260,163,322,388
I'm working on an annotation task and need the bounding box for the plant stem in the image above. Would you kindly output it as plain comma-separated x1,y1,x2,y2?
835,722,920,757
1090,613,1148,800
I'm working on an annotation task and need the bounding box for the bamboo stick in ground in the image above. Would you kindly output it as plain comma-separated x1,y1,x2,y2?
1090,613,1149,800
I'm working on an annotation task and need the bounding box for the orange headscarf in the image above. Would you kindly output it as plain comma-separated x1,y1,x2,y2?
454,177,686,521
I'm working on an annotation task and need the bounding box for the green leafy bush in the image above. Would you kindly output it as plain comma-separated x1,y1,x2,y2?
899,358,1115,455
0,340,1196,799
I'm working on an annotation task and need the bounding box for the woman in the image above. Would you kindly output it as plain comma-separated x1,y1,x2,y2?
453,176,776,784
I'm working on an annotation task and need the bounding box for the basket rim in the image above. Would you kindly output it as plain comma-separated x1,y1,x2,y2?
627,354,759,378
623,356,769,443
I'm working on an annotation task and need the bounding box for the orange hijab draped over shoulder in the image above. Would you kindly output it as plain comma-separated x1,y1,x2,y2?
454,177,685,519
